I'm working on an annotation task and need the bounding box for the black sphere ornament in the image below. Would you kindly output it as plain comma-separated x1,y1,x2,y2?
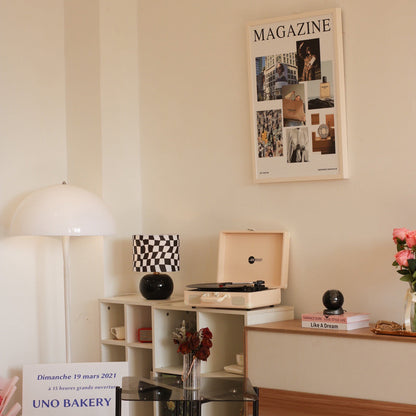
322,289,345,315
139,273,173,300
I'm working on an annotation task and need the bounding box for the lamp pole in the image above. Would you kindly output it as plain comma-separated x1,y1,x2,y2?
62,235,72,363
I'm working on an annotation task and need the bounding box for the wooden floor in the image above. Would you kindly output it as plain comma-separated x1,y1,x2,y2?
259,388,416,416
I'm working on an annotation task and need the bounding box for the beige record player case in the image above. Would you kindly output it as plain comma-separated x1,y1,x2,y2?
184,230,290,309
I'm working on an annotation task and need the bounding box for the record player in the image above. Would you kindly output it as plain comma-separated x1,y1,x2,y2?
184,230,290,309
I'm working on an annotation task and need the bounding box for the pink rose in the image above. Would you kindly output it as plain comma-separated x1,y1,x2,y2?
395,249,414,267
393,228,409,243
406,230,416,248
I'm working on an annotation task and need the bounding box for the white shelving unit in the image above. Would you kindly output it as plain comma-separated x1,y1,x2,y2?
99,294,294,415
99,294,293,378
99,294,160,378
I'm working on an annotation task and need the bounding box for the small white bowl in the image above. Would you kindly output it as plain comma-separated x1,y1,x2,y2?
236,353,244,367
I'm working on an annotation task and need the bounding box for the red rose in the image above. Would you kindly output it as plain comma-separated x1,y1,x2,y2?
173,325,212,359
201,337,212,348
200,328,212,339
189,333,200,350
178,342,191,354
195,346,210,361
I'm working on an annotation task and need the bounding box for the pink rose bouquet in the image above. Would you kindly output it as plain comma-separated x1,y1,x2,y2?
393,228,416,291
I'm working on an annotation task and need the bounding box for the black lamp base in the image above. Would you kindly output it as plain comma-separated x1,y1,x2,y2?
139,273,173,300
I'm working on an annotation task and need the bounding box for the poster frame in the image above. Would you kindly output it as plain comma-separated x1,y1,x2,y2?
247,8,348,183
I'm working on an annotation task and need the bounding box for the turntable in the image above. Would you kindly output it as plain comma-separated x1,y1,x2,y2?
184,231,290,309
186,280,268,292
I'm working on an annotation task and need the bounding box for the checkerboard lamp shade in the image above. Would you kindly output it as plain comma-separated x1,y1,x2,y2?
133,234,180,273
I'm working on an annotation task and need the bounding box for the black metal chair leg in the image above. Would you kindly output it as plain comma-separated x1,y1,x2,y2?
115,386,121,416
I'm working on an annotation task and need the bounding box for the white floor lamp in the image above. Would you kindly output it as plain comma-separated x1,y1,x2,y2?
10,182,115,363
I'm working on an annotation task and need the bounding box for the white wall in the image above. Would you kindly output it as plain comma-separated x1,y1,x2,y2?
63,0,105,365
100,0,143,297
0,0,67,393
0,0,136,386
135,0,416,324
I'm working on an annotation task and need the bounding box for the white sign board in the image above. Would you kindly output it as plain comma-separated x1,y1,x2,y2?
23,362,128,415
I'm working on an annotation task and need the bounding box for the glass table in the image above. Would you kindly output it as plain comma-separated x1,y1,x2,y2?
115,374,258,416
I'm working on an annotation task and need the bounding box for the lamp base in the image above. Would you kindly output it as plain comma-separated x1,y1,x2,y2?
139,273,173,300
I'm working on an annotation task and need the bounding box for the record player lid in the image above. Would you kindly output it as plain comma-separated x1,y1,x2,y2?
216,231,290,289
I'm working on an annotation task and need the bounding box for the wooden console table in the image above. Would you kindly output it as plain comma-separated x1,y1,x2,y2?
245,320,416,415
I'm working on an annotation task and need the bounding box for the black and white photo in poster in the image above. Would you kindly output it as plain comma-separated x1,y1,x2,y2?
286,127,309,163
247,9,348,182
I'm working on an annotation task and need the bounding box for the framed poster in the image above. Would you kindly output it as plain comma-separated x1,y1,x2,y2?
247,8,348,183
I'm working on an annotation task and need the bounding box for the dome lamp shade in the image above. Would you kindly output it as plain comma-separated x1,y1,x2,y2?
10,183,116,236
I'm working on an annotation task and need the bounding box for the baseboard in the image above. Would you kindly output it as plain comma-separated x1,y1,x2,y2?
259,388,416,416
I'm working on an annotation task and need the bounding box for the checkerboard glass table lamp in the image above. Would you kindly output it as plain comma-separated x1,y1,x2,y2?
133,235,180,300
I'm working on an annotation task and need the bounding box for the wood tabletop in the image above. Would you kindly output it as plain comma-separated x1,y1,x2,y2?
245,319,416,343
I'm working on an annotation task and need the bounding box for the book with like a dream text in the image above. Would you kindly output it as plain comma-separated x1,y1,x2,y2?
301,319,369,331
301,312,370,324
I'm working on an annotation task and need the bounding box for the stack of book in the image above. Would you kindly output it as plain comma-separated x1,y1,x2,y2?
301,312,370,330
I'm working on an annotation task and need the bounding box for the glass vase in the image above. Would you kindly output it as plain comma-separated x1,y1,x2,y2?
182,353,201,390
404,289,416,332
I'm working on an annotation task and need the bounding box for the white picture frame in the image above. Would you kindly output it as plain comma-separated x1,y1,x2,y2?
247,8,348,183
